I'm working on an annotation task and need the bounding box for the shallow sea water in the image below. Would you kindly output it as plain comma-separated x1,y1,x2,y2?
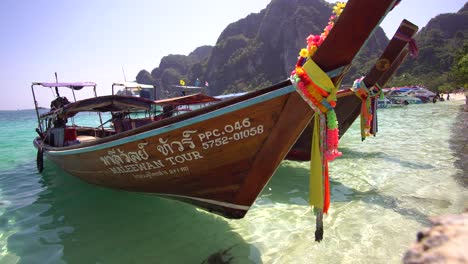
0,100,466,263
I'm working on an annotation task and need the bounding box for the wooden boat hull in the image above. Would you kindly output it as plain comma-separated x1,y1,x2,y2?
33,0,401,219
35,83,313,218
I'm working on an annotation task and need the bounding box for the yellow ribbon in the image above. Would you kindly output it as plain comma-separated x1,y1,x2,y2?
302,59,337,95
309,113,323,209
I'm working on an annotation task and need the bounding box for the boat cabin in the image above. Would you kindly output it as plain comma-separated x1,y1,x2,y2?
32,82,221,148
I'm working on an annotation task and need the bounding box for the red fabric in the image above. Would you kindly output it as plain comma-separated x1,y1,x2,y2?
64,127,77,141
323,162,330,213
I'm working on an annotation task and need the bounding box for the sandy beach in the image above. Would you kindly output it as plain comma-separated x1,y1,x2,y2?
447,92,467,102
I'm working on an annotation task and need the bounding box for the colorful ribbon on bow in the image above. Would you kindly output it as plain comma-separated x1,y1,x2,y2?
353,77,386,140
395,32,419,58
290,1,346,242
352,78,373,140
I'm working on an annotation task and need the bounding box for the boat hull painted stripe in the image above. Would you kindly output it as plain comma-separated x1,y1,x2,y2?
47,85,295,156
157,193,250,211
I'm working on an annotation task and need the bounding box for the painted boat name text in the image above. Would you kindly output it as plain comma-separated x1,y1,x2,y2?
99,117,261,176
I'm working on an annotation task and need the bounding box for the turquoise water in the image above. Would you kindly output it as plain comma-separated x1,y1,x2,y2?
0,101,466,263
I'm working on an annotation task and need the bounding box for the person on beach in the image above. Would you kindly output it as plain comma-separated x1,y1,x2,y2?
433,92,439,103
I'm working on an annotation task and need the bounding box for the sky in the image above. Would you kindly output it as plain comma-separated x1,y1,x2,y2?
0,0,466,110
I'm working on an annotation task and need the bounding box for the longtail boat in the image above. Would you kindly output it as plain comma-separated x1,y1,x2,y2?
286,19,418,161
32,0,399,232
111,81,155,97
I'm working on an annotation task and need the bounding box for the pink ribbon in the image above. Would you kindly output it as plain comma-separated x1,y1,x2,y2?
395,32,419,58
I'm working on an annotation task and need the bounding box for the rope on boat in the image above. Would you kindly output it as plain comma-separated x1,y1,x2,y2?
37,145,44,173
36,131,49,173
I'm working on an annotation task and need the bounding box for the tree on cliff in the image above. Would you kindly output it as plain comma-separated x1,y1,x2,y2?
451,43,468,89
388,4,468,91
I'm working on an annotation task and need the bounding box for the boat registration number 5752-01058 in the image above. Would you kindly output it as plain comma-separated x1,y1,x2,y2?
197,118,265,150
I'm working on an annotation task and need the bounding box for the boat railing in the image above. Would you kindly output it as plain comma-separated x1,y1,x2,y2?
31,82,103,135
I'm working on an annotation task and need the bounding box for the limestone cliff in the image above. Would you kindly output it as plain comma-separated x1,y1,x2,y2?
137,0,388,97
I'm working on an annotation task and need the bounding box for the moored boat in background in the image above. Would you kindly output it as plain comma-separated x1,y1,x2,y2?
385,86,435,104
378,97,394,108
112,82,155,99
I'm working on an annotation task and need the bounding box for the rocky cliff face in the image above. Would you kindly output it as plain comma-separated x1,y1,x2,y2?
135,46,213,98
388,3,468,90
137,0,388,97
204,0,388,95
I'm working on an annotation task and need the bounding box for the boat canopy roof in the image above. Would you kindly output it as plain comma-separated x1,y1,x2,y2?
112,82,154,89
215,92,248,100
42,95,157,118
171,85,205,89
32,82,96,90
155,93,220,106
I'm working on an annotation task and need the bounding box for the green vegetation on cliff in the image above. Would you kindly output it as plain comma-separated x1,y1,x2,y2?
388,3,467,92
137,1,467,98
